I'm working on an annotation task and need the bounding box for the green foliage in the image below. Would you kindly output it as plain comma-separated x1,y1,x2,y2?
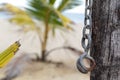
0,3,37,32
26,0,81,31
0,0,81,61
0,3,26,14
57,0,81,11
25,0,81,61
26,0,62,26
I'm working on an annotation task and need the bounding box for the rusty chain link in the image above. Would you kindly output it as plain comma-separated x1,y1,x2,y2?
76,0,96,73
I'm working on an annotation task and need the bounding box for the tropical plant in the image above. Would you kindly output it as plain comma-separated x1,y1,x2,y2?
26,0,81,61
0,3,38,32
0,1,82,79
0,0,81,61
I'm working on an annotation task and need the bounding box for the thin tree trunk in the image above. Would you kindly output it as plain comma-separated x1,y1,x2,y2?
41,24,49,61
41,10,50,61
91,0,120,80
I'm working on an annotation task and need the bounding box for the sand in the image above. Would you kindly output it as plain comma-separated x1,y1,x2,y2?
0,19,90,80
0,61,90,80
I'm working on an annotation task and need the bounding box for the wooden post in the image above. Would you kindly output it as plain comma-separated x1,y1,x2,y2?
91,0,120,80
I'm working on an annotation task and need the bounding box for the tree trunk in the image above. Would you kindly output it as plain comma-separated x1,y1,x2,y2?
41,10,50,61
41,21,49,61
90,0,120,80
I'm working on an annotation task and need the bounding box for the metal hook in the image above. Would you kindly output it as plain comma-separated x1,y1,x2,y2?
76,52,96,73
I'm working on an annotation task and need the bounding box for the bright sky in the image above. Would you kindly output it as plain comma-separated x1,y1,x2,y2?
0,0,85,14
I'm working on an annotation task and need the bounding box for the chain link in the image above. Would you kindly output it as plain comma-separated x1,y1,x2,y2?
82,0,92,53
76,0,96,73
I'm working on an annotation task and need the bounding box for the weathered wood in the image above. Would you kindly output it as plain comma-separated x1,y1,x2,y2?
90,0,120,80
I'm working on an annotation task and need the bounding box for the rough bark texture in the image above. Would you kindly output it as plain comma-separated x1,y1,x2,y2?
90,0,120,80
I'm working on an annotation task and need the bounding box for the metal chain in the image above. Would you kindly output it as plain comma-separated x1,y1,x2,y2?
76,0,96,73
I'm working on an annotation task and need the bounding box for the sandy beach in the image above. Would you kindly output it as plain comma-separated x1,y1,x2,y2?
0,19,90,80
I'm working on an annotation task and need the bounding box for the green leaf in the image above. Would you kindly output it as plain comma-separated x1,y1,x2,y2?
57,0,81,11
49,0,56,5
3,3,26,14
55,10,73,30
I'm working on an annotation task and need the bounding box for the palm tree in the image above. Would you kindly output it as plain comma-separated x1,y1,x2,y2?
0,0,81,61
26,0,81,61
0,1,82,79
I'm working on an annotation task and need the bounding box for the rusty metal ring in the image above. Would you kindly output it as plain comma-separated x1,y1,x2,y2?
85,54,96,71
77,52,96,73
77,53,88,73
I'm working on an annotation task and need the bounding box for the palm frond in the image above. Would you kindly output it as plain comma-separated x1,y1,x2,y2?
26,0,76,28
57,0,81,11
49,0,56,5
1,3,26,14
27,0,61,27
26,0,80,36
9,14,37,32
26,0,53,21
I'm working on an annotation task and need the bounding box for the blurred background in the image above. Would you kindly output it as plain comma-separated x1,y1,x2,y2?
0,0,89,80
